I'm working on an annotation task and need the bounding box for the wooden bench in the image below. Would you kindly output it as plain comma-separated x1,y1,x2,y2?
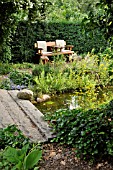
34,40,74,64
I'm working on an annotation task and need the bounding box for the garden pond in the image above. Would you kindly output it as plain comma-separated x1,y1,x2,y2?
34,86,113,114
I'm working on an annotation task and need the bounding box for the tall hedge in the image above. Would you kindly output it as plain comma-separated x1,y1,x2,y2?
11,21,107,63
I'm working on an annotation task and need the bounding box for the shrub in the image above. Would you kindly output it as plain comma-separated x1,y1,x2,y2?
32,62,55,77
12,62,34,69
0,78,11,90
0,125,29,149
0,63,12,75
45,100,113,161
9,70,33,86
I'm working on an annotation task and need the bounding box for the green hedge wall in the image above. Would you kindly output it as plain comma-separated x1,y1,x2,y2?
11,21,107,63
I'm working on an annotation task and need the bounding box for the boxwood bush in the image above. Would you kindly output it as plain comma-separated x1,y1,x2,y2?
11,21,107,63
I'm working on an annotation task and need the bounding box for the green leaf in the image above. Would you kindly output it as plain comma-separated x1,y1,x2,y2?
98,132,105,135
34,167,39,170
21,144,29,155
15,161,23,170
24,149,42,169
3,147,19,164
17,144,29,161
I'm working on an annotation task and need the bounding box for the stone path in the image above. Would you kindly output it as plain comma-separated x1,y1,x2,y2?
0,89,53,142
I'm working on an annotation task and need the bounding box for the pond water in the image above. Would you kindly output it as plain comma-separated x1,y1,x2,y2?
34,87,113,114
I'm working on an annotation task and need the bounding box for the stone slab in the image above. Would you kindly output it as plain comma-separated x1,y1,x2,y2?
0,100,14,128
8,90,53,140
0,89,53,142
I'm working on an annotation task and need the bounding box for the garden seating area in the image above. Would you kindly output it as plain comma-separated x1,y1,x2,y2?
34,40,74,64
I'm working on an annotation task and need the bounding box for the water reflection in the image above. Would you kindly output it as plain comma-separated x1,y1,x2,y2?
35,88,113,114
69,96,80,110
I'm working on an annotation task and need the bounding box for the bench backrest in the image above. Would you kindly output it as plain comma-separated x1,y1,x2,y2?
37,41,47,52
35,40,67,52
56,40,66,49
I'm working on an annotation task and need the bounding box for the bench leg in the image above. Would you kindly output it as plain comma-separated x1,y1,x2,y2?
41,56,49,64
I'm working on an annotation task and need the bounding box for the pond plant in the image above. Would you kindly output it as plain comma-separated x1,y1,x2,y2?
32,51,113,103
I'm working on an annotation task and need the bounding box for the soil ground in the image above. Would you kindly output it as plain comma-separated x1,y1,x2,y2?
39,143,113,170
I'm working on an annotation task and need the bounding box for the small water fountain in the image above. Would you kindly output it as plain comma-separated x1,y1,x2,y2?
69,96,80,110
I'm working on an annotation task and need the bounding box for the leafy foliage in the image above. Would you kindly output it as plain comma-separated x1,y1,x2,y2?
0,62,34,90
0,63,12,75
32,52,113,95
46,0,99,22
0,145,42,170
0,62,34,75
0,125,42,170
12,62,34,69
45,100,113,161
0,70,33,90
24,149,42,169
9,70,33,86
0,78,12,90
32,63,55,77
0,0,29,62
83,0,113,42
0,0,52,62
0,125,29,149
